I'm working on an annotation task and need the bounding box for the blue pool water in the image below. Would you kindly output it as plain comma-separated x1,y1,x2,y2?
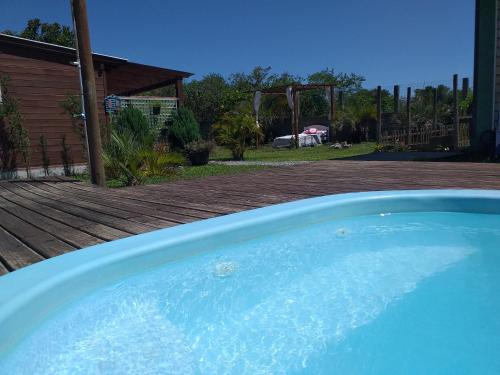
1,210,500,374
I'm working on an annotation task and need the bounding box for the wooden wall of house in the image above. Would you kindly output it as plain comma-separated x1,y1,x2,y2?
0,52,107,170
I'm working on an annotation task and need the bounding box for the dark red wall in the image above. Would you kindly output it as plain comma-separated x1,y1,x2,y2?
0,51,106,169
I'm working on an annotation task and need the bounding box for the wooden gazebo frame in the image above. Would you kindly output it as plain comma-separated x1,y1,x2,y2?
255,84,336,147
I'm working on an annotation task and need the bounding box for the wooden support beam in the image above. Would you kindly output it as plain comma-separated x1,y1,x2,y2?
406,87,412,146
329,85,335,143
376,86,382,143
432,87,438,127
293,90,300,148
71,0,105,186
393,85,400,113
453,74,460,149
175,78,184,107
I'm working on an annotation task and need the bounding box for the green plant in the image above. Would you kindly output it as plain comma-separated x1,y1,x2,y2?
140,149,185,177
213,111,262,160
375,142,410,153
39,135,50,176
3,18,75,47
60,94,89,162
0,76,31,177
60,135,73,176
168,107,201,149
102,129,144,185
459,93,473,114
103,129,185,185
113,107,154,147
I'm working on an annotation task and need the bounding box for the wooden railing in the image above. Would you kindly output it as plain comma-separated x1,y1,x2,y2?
381,117,470,150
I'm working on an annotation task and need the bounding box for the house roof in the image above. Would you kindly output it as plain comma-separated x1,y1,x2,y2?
0,33,193,95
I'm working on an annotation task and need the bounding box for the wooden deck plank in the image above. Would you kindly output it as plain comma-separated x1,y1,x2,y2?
1,160,500,274
69,182,253,214
0,206,74,258
0,261,9,276
14,183,154,234
0,226,45,270
0,184,128,241
44,182,219,222
35,181,205,226
0,195,103,249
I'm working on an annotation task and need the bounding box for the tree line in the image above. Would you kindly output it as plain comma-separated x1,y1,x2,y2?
4,19,472,145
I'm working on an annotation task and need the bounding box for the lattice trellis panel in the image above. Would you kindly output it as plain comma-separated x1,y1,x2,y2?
105,95,178,135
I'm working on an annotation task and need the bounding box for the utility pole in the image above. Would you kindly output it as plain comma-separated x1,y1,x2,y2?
71,0,105,186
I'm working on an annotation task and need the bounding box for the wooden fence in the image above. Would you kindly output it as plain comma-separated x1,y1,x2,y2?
381,118,471,149
377,74,471,150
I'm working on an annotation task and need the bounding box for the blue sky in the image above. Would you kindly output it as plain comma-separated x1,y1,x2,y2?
1,0,475,88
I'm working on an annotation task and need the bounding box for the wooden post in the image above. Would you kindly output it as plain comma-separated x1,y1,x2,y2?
461,77,469,100
393,85,400,113
432,87,438,127
453,74,460,149
293,90,300,148
175,78,184,107
406,87,412,146
376,86,382,143
71,0,105,186
329,85,335,143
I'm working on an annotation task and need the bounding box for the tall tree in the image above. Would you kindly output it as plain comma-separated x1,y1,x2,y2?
184,74,234,126
3,18,75,47
300,68,366,119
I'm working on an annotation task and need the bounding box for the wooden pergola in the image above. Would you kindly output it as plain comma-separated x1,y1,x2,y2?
255,84,336,147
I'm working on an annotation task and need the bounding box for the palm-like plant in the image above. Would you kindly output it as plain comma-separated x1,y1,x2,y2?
103,129,144,185
213,111,262,160
139,149,185,176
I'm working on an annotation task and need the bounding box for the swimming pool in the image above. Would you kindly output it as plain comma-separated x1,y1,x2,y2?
0,190,499,374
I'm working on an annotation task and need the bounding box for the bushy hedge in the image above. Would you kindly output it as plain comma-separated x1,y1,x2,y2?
168,107,201,150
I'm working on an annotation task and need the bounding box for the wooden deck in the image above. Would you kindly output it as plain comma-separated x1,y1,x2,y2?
1,160,500,275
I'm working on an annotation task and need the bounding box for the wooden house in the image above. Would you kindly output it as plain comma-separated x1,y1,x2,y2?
0,33,192,177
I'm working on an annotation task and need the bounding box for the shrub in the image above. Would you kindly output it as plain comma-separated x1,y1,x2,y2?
337,120,355,142
60,135,74,176
140,149,185,177
103,129,144,185
168,107,201,150
0,76,31,176
213,111,262,160
113,107,154,148
103,129,186,186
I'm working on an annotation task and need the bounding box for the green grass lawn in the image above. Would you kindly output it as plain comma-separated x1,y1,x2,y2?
211,142,376,162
